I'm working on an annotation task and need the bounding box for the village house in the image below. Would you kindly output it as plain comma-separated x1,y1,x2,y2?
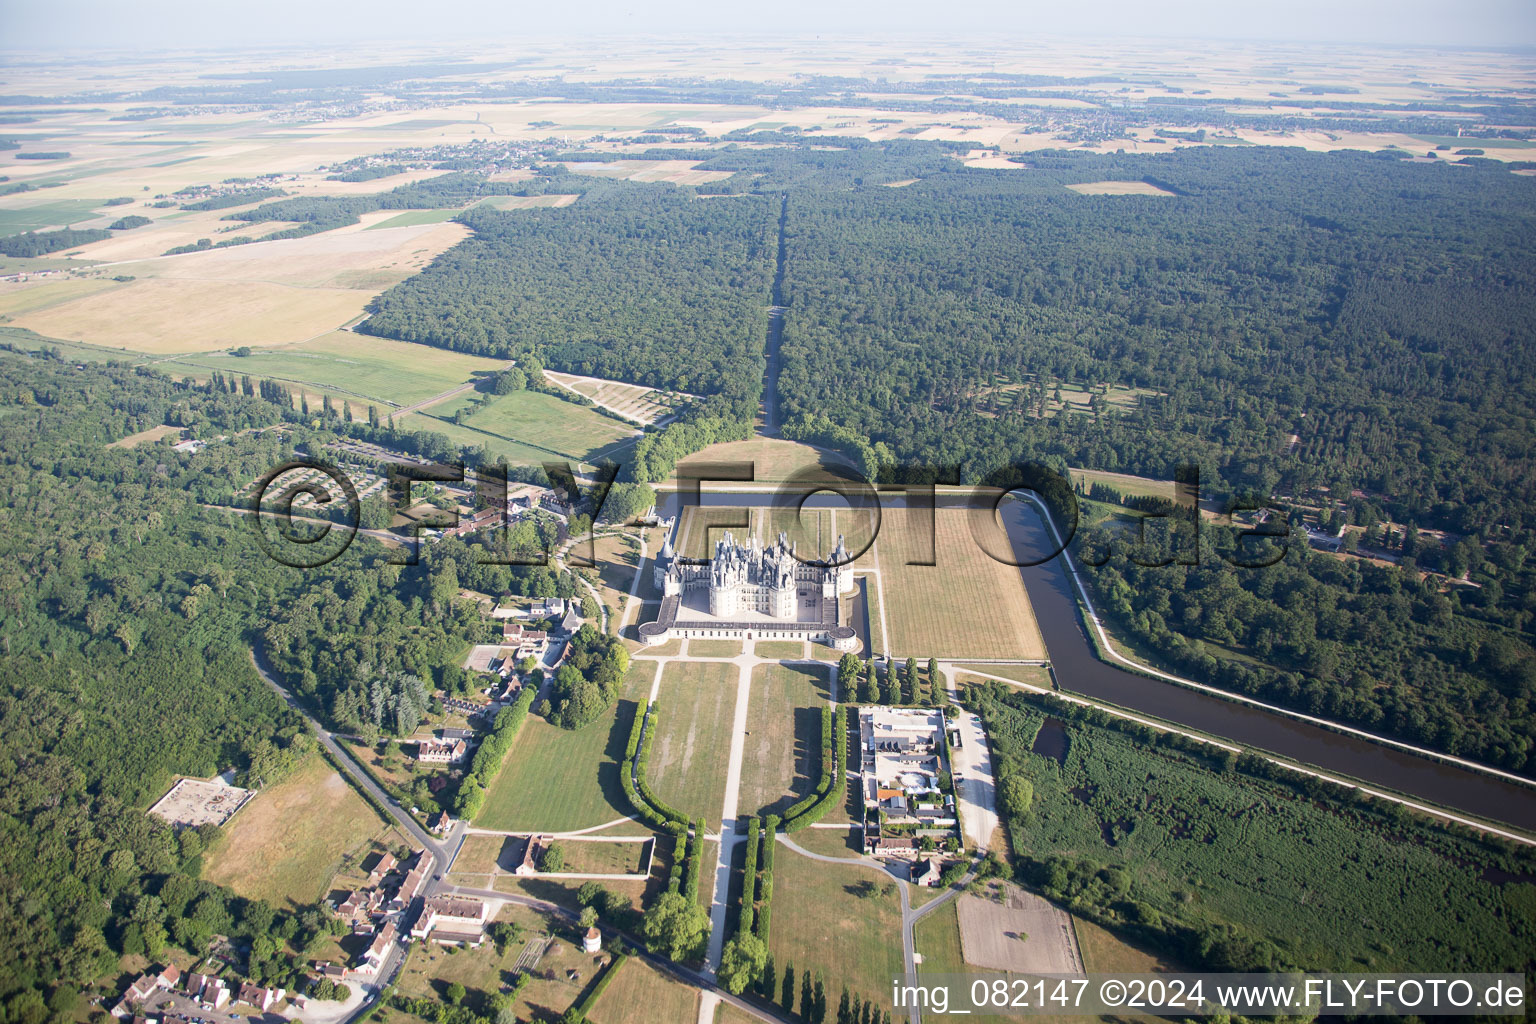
236,983,285,1013
415,736,469,765
109,975,159,1017
353,922,396,978
365,851,397,885
515,835,552,876
410,895,489,946
201,978,231,1009
914,856,944,887
502,621,549,659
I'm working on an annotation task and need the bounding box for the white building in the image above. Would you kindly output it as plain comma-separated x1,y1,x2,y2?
410,895,489,946
640,530,859,651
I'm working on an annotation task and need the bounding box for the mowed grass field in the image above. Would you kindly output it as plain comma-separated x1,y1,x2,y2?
162,331,508,407
424,389,636,460
396,412,558,466
875,507,1045,660
648,661,738,821
587,957,699,1024
957,665,1052,688
203,753,392,908
674,437,863,485
768,845,905,1011
676,506,758,558
739,663,832,819
475,664,651,832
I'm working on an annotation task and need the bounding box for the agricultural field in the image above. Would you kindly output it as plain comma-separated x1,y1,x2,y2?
475,664,651,833
424,388,637,461
107,423,183,449
738,663,833,819
161,330,508,407
2,219,468,353
544,369,692,426
561,159,734,185
767,845,906,1013
1065,179,1178,196
647,660,739,821
674,436,863,484
587,958,700,1024
874,507,1046,660
0,276,121,317
202,753,394,908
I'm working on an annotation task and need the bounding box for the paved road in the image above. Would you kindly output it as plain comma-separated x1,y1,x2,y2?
940,667,1000,852
248,647,467,885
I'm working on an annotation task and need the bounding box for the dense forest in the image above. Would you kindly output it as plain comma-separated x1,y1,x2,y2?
0,354,361,1017
357,140,1536,772
0,352,584,1018
361,186,776,416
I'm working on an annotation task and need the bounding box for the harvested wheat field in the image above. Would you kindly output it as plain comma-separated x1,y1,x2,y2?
1066,180,1178,196
10,221,468,353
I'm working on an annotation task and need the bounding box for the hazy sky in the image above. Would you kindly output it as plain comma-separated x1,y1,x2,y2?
2,0,1533,51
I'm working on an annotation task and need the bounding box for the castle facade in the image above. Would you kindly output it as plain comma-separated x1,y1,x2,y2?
639,529,860,652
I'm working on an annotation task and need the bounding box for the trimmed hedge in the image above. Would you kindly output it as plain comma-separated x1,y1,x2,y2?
738,817,760,937
784,705,847,832
683,818,706,901
455,687,536,818
756,814,777,942
633,701,689,832
574,952,628,1014
621,700,687,833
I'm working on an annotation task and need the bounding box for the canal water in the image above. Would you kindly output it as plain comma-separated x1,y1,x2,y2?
658,488,1536,831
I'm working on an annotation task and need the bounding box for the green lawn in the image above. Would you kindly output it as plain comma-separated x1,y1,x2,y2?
0,199,110,234
587,957,699,1024
397,412,559,466
475,665,650,832
956,664,1051,688
753,640,805,660
160,331,507,407
687,640,742,658
426,388,635,461
648,661,739,821
739,663,832,819
768,844,905,1013
366,208,460,229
